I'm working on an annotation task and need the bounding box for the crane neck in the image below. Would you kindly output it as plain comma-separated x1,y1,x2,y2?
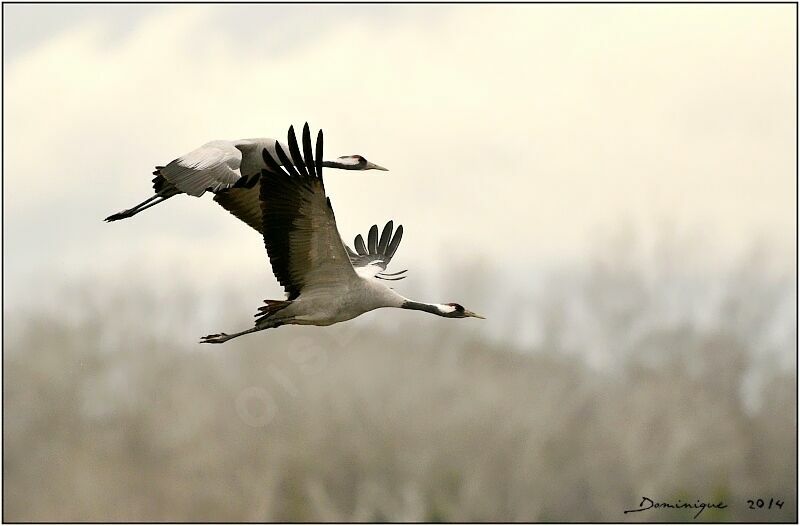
321,160,360,170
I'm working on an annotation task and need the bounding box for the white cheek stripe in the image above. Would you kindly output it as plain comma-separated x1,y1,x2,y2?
337,156,360,166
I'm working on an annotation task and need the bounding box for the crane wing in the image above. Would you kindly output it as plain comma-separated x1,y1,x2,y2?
259,124,358,300
213,180,262,233
158,141,243,197
211,139,295,234
346,221,407,280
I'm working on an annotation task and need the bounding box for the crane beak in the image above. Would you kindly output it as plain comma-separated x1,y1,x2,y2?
365,161,389,171
465,310,485,319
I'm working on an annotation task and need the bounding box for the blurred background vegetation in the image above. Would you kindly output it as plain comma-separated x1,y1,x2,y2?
4,232,795,522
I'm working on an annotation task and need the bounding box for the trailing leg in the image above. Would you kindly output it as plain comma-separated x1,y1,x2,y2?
104,174,181,222
104,193,176,222
200,299,292,344
199,326,264,344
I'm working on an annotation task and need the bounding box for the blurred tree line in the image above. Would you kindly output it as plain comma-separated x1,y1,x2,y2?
3,235,796,521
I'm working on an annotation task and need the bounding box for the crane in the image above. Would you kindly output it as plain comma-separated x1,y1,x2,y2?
200,124,482,344
104,137,387,231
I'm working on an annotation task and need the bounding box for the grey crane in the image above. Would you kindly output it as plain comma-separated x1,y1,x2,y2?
104,137,386,230
200,123,482,344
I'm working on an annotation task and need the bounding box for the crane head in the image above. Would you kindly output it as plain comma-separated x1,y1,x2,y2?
444,303,485,319
335,155,389,171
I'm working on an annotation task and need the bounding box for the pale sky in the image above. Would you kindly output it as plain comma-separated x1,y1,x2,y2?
3,4,796,310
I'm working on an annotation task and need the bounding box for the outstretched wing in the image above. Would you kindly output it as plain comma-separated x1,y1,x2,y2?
158,140,243,197
346,221,407,280
211,139,297,234
260,124,358,300
213,178,263,232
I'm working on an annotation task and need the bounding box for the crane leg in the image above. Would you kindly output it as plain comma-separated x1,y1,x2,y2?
104,194,173,222
199,326,265,344
104,184,182,222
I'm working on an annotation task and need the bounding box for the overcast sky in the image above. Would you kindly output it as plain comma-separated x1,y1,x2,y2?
4,4,796,311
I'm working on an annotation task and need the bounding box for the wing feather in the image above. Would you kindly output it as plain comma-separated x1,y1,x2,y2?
387,225,403,259
368,225,379,253
302,123,316,178
159,141,242,196
274,138,300,179
287,126,308,177
378,221,393,253
346,221,405,274
354,235,367,255
259,124,357,300
213,184,262,233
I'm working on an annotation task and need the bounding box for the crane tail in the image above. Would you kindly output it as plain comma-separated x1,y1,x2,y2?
254,299,293,325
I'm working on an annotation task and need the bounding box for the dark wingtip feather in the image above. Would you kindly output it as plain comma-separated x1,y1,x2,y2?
302,123,315,178
378,221,393,254
315,129,323,179
387,225,403,258
354,234,367,255
262,146,284,176
274,137,299,178
287,125,307,177
368,225,379,253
